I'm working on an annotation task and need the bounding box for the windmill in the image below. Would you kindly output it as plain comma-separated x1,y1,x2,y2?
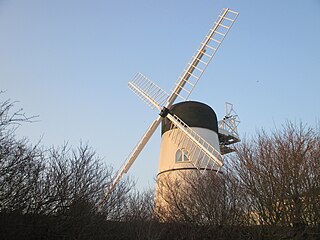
104,8,240,202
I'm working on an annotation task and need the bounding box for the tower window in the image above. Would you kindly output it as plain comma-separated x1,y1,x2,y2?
175,149,190,163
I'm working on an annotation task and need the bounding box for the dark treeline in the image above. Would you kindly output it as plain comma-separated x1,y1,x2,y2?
1,95,319,239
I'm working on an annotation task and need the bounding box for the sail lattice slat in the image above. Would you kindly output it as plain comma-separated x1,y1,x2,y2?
128,72,169,110
166,114,224,173
171,8,238,102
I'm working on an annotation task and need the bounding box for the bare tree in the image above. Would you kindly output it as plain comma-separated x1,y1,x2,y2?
232,121,320,227
0,93,43,214
0,95,138,239
155,169,247,226
123,188,154,222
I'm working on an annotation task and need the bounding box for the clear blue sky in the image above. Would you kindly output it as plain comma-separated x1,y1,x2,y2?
1,0,320,190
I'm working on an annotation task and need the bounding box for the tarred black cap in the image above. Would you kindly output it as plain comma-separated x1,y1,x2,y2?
161,101,218,136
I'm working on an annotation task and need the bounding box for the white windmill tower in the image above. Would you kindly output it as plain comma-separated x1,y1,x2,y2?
104,8,240,204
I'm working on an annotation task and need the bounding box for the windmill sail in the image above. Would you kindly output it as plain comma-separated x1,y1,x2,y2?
128,73,169,111
107,116,162,194
167,8,238,105
166,113,224,172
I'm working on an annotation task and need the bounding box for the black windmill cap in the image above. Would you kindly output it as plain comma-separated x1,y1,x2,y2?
161,101,218,136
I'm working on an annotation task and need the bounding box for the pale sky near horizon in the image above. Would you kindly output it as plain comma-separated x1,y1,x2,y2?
1,0,320,190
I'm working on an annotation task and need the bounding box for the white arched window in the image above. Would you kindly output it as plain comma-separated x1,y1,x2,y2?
175,149,190,163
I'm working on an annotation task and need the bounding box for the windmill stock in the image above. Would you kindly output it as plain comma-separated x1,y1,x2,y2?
104,8,240,202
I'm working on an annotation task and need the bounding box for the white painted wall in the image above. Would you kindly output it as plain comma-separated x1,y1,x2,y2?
157,127,220,175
